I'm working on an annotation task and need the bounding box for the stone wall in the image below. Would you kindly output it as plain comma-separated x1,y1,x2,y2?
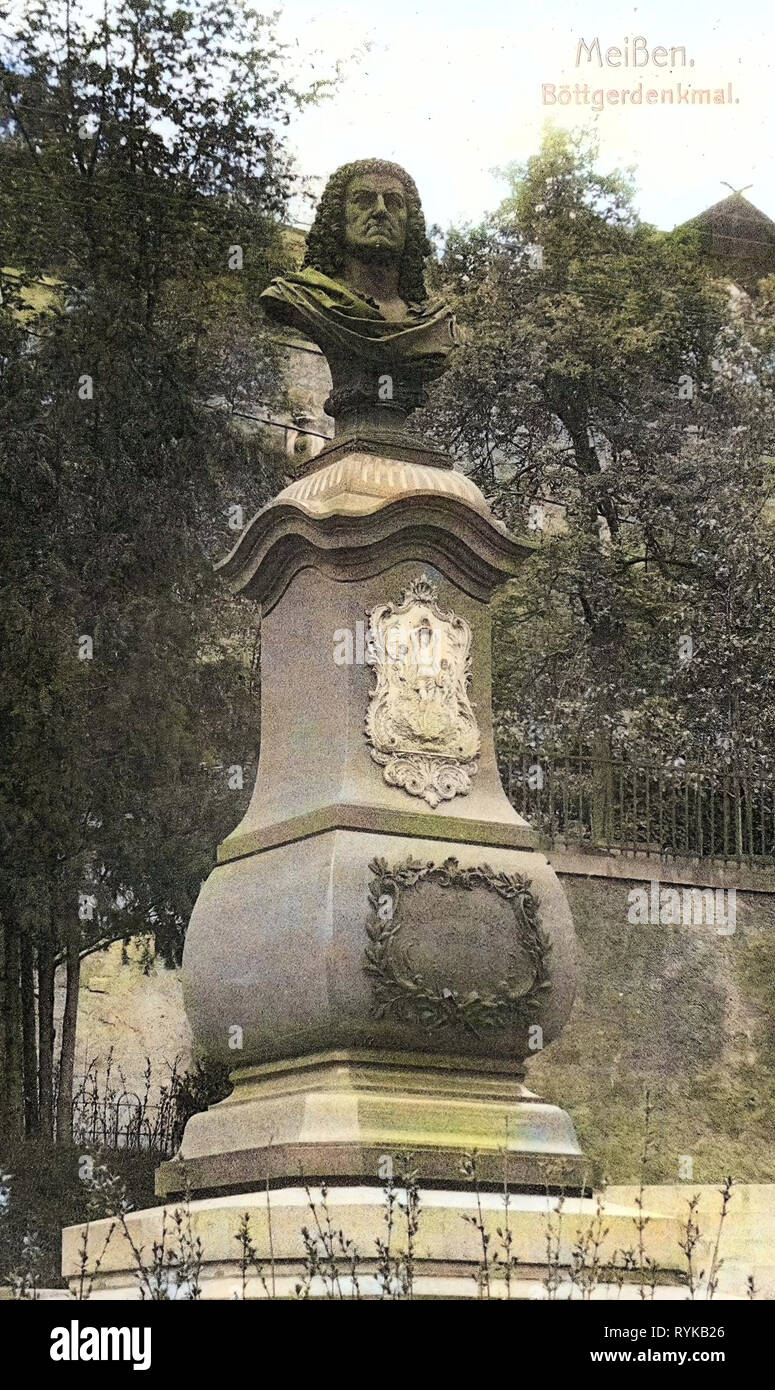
532,857,775,1185
57,937,192,1106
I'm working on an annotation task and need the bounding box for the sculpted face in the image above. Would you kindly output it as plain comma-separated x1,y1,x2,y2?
344,171,408,261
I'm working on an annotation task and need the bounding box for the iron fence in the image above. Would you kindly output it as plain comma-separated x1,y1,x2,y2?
500,748,775,866
66,1056,186,1158
70,1088,180,1156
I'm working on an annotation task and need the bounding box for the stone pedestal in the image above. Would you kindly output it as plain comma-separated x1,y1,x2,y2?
62,1187,686,1300
156,1051,584,1198
63,443,594,1296
172,444,583,1195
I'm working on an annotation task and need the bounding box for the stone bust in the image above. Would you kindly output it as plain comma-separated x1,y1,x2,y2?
260,159,458,436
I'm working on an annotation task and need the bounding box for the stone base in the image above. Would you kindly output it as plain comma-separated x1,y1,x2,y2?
306,426,453,474
156,1051,586,1199
62,1186,686,1300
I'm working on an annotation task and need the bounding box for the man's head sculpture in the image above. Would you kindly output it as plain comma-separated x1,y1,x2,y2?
303,159,430,304
260,158,457,444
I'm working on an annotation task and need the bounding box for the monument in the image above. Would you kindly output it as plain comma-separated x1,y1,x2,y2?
161,156,583,1196
63,159,651,1298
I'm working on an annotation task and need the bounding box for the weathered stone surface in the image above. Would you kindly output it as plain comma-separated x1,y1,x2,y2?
97,161,582,1211
183,832,576,1069
59,938,191,1101
214,558,534,858
156,1050,584,1198
61,869,775,1183
63,1185,690,1300
178,458,582,1188
184,535,578,1088
216,462,535,613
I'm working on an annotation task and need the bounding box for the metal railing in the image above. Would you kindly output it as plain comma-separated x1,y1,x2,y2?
70,1088,180,1157
500,748,775,866
66,1057,187,1157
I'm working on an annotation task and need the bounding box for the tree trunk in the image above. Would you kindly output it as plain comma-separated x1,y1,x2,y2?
55,925,80,1144
20,931,39,1136
0,916,5,1134
38,924,56,1143
1,917,25,1143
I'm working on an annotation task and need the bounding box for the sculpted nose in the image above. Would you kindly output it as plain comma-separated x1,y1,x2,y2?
373,194,388,216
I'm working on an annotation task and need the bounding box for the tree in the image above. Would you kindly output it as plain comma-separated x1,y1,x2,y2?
0,0,326,1142
421,126,775,765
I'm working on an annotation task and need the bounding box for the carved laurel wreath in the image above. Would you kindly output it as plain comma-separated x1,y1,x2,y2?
364,856,551,1036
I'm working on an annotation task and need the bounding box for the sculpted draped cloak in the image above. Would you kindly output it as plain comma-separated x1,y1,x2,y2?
260,267,458,377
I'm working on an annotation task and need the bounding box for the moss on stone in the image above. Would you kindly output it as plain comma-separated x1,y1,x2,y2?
530,877,775,1184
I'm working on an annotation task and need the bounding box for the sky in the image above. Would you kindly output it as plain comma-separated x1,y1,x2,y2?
274,0,774,233
6,0,772,233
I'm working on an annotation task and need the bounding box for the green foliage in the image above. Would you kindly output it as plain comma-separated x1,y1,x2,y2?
0,1142,156,1290
0,0,328,1138
167,1055,231,1150
421,125,775,761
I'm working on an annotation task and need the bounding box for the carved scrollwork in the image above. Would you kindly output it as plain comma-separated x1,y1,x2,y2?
364,574,480,807
364,855,551,1036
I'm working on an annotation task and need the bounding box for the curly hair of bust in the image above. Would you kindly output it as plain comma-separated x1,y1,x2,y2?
303,159,431,304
